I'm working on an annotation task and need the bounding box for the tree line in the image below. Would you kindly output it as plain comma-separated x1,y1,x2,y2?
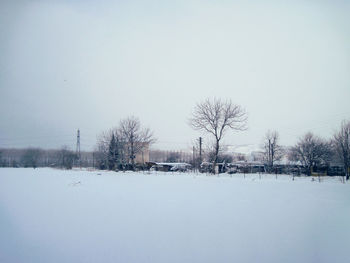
1,97,349,180
0,146,81,169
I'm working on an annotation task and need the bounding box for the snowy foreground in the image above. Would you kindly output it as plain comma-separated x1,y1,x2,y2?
0,168,349,263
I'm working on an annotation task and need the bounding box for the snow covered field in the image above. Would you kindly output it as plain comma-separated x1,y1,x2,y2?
0,168,349,263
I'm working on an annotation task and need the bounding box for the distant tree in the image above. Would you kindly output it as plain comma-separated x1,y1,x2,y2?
149,149,167,162
233,153,247,162
262,130,283,172
0,151,7,167
217,153,233,163
189,139,203,170
0,151,3,167
289,132,331,176
333,120,350,180
21,148,42,168
190,98,247,173
11,159,18,168
166,151,181,163
206,144,233,164
58,146,77,169
119,116,155,170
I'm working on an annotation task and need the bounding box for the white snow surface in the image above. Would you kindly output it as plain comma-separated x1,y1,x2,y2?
0,168,349,263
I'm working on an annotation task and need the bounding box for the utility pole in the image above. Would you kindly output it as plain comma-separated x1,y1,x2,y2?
92,152,95,168
193,146,195,171
199,137,202,164
76,129,81,168
267,139,271,169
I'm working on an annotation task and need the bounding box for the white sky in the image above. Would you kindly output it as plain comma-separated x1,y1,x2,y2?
0,0,349,151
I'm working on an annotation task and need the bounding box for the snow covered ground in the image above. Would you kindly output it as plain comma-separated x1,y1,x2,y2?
0,168,349,263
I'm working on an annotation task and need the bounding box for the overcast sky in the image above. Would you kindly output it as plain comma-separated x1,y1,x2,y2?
0,0,349,152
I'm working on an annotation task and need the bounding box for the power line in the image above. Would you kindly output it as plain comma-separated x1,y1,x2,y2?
76,129,81,167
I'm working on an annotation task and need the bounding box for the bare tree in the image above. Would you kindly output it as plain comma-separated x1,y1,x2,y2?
333,120,350,180
119,116,155,170
289,132,331,176
95,129,115,170
190,98,247,173
262,130,283,172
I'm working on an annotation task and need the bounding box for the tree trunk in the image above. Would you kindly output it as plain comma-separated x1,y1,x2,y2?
213,139,220,174
308,166,312,176
130,141,135,170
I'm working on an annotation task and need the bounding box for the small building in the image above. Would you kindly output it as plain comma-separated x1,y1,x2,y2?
147,162,192,172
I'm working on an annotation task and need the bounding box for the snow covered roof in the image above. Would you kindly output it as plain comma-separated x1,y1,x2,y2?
156,162,191,167
226,144,262,155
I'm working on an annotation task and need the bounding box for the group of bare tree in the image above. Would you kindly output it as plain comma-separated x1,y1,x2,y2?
285,122,349,180
288,132,332,176
260,126,350,179
262,128,350,179
189,98,349,179
333,121,350,180
95,116,155,171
